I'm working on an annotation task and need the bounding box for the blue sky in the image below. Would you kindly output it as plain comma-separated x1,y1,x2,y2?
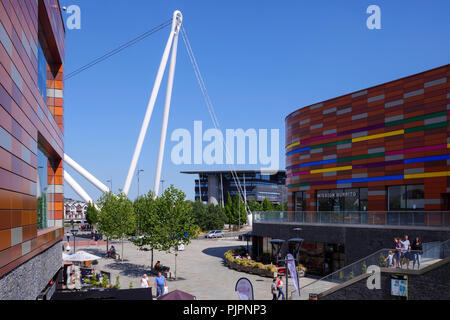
60,0,450,202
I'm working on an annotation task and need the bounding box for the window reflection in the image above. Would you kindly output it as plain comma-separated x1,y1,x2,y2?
37,147,54,230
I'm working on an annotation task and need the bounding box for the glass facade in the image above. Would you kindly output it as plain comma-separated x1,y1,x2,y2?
294,191,306,211
37,41,47,101
317,188,368,212
37,147,54,230
387,185,425,210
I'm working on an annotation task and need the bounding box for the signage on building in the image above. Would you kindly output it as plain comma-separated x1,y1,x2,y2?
317,191,357,199
391,274,408,298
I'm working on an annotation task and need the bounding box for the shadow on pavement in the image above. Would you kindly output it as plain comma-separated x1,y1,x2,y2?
201,245,242,259
104,262,151,277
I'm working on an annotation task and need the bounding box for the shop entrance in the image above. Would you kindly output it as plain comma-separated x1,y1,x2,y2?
299,241,345,276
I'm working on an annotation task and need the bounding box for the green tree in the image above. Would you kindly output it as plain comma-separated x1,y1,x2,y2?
232,194,247,228
97,191,135,262
191,200,226,231
131,191,158,268
151,185,197,279
262,198,274,211
247,200,262,212
224,192,234,230
85,202,99,227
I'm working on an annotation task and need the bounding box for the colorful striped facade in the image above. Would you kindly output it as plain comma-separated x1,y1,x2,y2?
286,65,450,223
0,0,65,298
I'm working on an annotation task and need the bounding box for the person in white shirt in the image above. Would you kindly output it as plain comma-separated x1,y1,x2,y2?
400,235,411,269
141,274,150,288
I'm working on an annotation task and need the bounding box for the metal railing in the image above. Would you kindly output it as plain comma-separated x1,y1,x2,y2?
253,211,450,227
293,239,450,299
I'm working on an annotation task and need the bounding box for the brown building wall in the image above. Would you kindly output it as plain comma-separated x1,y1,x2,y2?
285,65,450,223
0,0,64,278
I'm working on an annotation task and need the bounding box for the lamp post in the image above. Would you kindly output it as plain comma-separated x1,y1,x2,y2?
160,179,165,196
106,179,112,193
71,228,78,254
137,169,144,234
137,169,144,198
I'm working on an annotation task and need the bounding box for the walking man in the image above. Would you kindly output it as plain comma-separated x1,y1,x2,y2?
155,272,167,298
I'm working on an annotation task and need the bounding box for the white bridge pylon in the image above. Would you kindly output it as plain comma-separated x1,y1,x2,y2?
63,153,109,208
63,11,183,203
123,10,183,198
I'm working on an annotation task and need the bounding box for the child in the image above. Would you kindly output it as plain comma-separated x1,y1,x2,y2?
385,250,394,268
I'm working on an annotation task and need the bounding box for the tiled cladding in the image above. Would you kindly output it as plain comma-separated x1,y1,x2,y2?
0,0,64,278
285,64,450,212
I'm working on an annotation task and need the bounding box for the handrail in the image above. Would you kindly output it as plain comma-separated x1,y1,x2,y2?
299,239,450,293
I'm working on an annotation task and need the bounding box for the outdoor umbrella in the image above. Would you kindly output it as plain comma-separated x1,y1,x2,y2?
62,250,102,262
157,289,196,300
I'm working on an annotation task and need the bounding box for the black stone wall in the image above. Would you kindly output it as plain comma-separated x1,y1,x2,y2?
252,222,450,264
320,262,450,300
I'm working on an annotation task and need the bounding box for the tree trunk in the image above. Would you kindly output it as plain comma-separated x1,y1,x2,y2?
151,248,154,271
175,252,178,280
121,236,124,262
106,237,109,252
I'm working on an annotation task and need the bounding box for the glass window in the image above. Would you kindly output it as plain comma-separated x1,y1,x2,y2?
406,185,424,210
37,41,47,101
388,186,406,210
37,147,54,229
294,192,305,212
360,188,368,211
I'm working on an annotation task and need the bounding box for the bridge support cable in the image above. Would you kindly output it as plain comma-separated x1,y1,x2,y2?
181,26,250,214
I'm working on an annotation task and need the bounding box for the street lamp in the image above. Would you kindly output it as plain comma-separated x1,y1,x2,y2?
160,179,165,196
106,179,112,193
71,228,78,254
137,169,144,198
270,239,287,300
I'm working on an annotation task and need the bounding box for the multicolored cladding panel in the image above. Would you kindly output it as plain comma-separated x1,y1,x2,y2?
285,65,450,217
0,0,64,277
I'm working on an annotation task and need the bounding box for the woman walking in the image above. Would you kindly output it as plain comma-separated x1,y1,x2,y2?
411,237,423,270
271,279,278,300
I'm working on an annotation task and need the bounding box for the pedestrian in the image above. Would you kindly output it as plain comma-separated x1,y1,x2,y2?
155,272,167,298
271,278,278,300
141,274,150,288
394,237,402,268
385,250,394,268
276,276,285,300
400,235,411,269
411,237,423,270
66,232,71,243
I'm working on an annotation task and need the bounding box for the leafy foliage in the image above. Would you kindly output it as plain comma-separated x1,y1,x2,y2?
85,202,99,226
150,186,197,253
191,200,227,231
224,193,247,228
97,191,135,261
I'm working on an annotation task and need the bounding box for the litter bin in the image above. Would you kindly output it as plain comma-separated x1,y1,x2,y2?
309,293,318,300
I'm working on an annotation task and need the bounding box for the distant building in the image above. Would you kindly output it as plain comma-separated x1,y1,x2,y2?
181,170,287,206
64,199,88,222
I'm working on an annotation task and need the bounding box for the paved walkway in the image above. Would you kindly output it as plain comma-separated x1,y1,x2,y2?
76,238,311,300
